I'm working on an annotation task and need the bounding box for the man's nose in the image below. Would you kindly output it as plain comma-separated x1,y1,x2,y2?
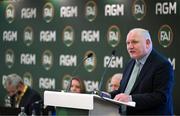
128,43,134,48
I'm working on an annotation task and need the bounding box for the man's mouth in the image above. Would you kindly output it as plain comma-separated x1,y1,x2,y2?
129,50,136,54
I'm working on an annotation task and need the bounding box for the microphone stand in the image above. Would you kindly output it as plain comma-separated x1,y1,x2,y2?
94,50,115,97
72,53,93,76
66,53,93,92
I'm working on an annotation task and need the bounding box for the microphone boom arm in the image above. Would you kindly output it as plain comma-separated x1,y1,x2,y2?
71,53,93,76
66,53,93,92
98,51,115,91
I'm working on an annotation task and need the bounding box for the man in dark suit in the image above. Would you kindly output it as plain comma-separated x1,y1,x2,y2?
4,73,42,115
110,28,174,115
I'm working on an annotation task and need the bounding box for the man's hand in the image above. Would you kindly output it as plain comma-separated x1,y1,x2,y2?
114,93,132,102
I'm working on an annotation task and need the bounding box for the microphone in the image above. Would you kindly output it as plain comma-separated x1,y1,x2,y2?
31,100,43,108
33,100,43,105
66,52,93,92
71,53,93,76
98,50,116,92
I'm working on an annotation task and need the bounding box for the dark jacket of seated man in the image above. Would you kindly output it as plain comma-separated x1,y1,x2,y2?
4,73,42,115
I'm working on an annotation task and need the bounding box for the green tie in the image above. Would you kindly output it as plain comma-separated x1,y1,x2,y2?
124,61,141,94
121,61,141,114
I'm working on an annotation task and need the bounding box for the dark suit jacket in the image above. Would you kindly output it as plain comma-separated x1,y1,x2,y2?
111,49,174,115
19,86,42,115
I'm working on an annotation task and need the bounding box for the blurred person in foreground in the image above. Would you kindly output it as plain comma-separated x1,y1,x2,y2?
110,28,174,115
4,73,42,115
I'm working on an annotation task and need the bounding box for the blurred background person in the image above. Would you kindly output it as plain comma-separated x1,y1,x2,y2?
110,73,122,92
69,77,86,93
3,73,42,115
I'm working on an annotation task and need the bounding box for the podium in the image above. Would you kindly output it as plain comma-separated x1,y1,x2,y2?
44,91,135,116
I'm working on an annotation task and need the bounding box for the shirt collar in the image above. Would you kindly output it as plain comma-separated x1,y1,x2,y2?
136,49,152,65
15,85,28,107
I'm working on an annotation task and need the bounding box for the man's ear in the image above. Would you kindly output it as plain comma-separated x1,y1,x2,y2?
146,39,151,48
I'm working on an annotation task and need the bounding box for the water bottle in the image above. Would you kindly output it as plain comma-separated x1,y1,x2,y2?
18,107,27,116
31,109,36,116
4,95,11,107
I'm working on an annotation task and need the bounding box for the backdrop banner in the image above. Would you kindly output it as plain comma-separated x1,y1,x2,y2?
0,0,179,114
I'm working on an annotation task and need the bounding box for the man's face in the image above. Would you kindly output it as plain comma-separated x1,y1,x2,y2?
126,31,149,59
110,78,120,91
6,84,18,96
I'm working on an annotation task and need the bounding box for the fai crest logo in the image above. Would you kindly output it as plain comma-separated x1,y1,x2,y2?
23,72,32,87
5,4,15,23
85,1,97,22
43,2,54,23
107,25,121,48
62,26,74,47
132,0,147,21
106,77,112,92
84,50,96,72
42,50,53,70
5,49,15,69
158,25,173,48
24,26,34,46
62,74,72,91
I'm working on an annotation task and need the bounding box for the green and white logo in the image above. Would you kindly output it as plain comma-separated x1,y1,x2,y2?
62,26,74,47
106,77,111,92
42,50,53,70
107,25,121,48
5,49,15,69
43,2,54,23
84,51,96,72
158,25,173,48
132,0,146,21
23,72,32,87
24,26,34,46
5,4,15,23
85,1,97,22
62,74,72,91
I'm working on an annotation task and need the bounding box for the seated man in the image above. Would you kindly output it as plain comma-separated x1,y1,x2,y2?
109,73,122,92
4,73,42,115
